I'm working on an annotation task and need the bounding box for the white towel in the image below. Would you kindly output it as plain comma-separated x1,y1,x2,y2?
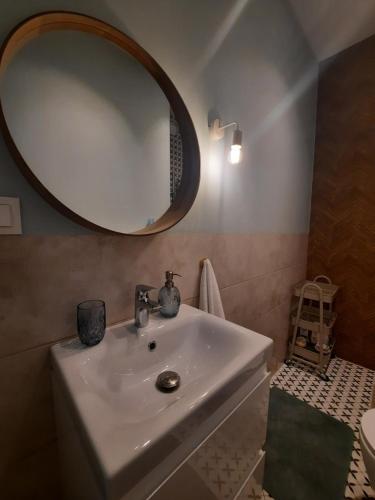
199,258,225,319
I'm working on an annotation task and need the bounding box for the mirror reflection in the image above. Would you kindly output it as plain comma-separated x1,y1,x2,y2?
0,30,183,233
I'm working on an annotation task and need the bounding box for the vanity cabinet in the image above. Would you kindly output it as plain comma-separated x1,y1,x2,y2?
52,305,273,500
150,373,270,500
54,366,270,500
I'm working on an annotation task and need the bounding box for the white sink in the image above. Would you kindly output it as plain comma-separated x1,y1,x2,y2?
52,304,273,499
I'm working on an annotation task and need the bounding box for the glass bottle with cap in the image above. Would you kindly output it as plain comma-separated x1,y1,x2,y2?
158,271,181,318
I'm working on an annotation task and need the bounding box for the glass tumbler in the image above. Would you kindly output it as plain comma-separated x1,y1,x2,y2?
77,300,106,346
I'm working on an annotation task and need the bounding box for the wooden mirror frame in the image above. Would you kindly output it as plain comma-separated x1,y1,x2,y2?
0,12,200,235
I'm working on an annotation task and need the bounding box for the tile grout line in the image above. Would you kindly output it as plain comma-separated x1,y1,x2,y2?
0,335,74,362
218,261,306,292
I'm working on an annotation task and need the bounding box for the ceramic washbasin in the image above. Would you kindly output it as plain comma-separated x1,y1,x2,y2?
52,304,273,499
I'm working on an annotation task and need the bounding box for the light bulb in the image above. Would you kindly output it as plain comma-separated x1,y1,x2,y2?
229,144,242,164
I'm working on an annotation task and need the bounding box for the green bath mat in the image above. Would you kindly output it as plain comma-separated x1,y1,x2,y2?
264,387,354,500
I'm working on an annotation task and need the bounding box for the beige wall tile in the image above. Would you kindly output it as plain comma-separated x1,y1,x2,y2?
210,233,308,289
243,299,292,362
0,441,61,500
0,232,307,358
183,296,199,308
0,344,56,474
221,262,306,362
221,263,305,327
0,233,211,357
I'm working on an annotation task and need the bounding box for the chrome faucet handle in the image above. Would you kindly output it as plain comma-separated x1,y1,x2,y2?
135,284,156,301
134,284,159,328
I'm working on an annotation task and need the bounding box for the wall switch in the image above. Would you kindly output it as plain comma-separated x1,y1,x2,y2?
0,197,22,234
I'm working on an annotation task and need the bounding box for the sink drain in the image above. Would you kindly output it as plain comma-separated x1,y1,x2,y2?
156,371,181,392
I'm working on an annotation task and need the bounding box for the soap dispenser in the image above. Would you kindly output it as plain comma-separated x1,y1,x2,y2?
158,271,181,318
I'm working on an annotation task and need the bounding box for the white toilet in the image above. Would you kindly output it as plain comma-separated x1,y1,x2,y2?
360,408,375,490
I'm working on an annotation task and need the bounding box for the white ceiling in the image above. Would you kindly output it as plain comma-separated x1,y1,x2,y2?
288,0,375,61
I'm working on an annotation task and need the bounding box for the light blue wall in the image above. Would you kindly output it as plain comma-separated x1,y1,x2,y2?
0,0,318,235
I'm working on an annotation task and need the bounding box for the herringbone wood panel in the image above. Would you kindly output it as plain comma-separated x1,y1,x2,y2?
308,36,375,370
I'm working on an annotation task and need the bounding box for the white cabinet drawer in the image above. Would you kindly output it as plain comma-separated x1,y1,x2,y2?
150,373,270,500
235,451,265,500
186,373,270,499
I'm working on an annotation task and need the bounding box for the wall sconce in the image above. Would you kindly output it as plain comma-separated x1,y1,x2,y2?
209,119,243,164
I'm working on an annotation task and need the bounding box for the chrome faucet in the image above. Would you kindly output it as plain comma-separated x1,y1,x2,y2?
134,284,160,328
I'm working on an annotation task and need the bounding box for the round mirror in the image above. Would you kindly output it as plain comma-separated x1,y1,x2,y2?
0,13,200,235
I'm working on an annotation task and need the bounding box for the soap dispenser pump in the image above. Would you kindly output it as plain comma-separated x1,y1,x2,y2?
158,271,181,318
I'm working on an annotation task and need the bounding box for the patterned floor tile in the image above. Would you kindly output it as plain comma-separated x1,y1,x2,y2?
270,357,375,500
